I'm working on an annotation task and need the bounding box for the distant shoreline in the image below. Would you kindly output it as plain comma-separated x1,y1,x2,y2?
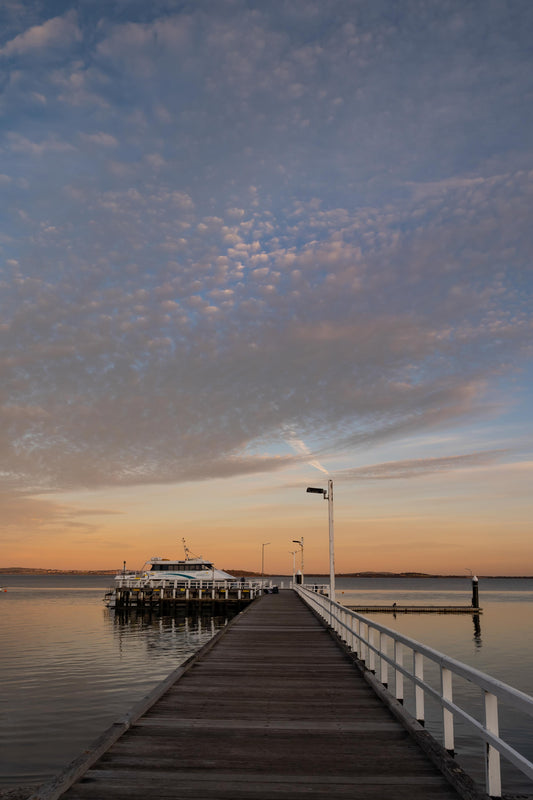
0,568,531,579
0,568,118,575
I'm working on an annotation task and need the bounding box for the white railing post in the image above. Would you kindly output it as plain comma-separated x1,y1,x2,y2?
351,616,358,655
441,667,454,754
369,628,376,673
361,622,368,665
380,634,388,687
394,640,404,703
484,691,502,797
414,650,425,724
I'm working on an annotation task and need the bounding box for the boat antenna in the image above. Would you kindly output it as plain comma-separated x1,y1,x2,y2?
182,538,201,561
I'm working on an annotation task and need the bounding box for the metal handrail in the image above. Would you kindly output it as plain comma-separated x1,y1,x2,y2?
296,585,533,798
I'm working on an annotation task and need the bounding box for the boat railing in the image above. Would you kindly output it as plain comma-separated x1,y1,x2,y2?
115,570,146,579
295,584,533,798
114,577,262,589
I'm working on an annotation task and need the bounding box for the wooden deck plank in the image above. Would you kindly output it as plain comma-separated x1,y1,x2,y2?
46,591,478,800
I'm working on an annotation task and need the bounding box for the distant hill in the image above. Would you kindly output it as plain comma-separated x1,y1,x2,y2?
222,569,262,577
1,567,530,578
0,567,117,575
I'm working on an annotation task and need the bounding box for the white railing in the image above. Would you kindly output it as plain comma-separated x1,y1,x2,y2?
302,582,329,594
296,585,533,798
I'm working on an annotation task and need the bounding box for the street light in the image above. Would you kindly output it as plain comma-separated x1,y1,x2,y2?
261,542,270,592
289,550,297,584
306,479,335,601
292,536,304,576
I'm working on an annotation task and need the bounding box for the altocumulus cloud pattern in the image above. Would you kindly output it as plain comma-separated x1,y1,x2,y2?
1,0,532,507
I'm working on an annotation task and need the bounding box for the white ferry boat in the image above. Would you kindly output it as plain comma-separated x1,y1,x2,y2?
117,555,235,583
104,541,237,607
116,541,234,583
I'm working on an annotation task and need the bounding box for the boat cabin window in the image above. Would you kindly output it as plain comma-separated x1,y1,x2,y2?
150,562,213,571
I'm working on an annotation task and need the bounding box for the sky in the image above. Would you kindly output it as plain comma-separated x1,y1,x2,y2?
1,0,532,576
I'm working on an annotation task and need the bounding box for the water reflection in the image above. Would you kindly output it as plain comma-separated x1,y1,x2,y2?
110,608,235,656
472,613,482,648
0,583,236,787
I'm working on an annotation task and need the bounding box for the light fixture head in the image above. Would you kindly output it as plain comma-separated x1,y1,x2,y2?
306,487,325,494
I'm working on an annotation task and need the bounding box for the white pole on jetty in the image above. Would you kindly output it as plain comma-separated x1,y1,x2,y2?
289,551,297,585
306,480,335,601
466,568,479,609
472,575,479,608
261,542,270,592
292,536,304,582
327,480,335,602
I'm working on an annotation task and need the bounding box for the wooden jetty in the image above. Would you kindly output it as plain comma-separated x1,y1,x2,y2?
31,591,486,800
108,579,263,610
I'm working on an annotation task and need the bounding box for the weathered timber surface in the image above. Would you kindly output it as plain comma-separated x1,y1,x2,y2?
35,591,484,800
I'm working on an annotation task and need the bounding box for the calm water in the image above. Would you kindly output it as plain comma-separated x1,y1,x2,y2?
0,575,532,794
0,575,236,789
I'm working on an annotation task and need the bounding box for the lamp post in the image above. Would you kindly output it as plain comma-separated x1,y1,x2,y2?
261,542,270,592
306,479,335,601
292,536,304,582
289,551,297,584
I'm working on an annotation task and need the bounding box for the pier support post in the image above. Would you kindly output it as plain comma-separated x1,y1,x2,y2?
472,575,479,608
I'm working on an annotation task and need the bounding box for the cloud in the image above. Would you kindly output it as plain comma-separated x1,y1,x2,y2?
0,0,532,504
6,132,75,155
334,450,508,482
284,430,329,475
0,10,82,58
80,132,119,148
0,490,121,537
0,170,530,492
